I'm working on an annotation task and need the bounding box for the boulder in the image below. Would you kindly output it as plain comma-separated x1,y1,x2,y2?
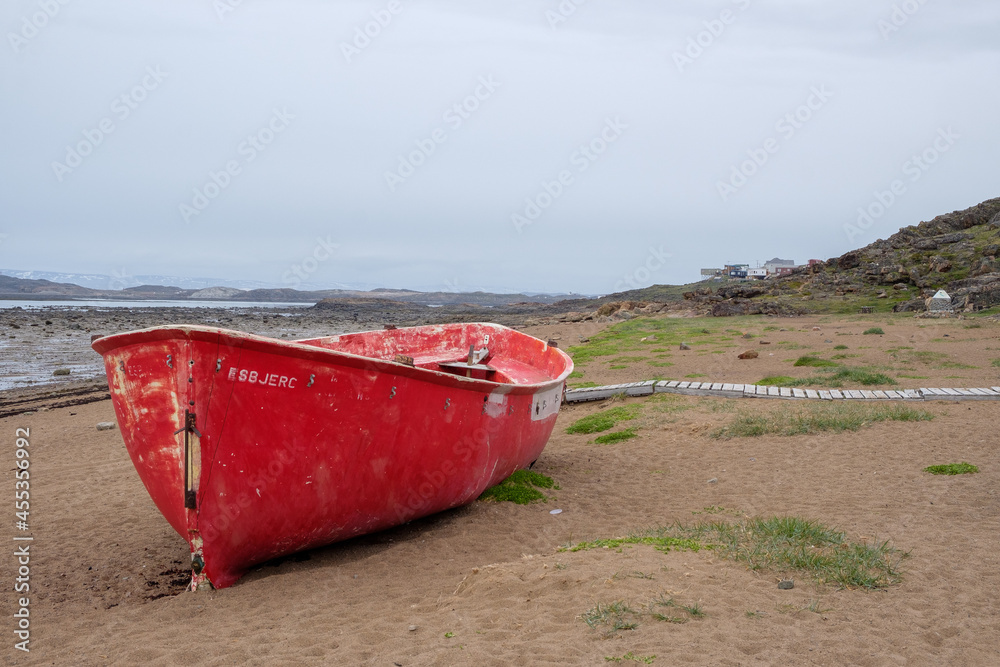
913,232,971,251
946,273,1000,310
710,299,802,317
971,257,998,278
715,284,767,299
838,252,861,270
710,301,749,317
893,298,925,312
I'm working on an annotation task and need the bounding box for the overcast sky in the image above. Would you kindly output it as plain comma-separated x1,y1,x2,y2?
2,1,998,295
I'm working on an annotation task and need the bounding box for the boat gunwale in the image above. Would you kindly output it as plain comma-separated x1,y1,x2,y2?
92,322,573,394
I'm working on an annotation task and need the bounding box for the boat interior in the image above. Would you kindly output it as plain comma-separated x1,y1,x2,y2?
297,334,556,386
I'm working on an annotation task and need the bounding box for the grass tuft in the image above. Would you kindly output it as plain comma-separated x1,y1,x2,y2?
586,593,706,639
581,601,641,637
794,356,839,368
569,381,599,389
594,428,638,445
863,327,885,335
758,376,799,387
711,402,932,439
567,405,640,434
678,518,902,589
479,470,558,504
812,367,897,387
923,462,979,475
574,516,905,590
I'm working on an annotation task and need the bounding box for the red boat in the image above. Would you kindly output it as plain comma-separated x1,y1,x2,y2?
92,322,572,589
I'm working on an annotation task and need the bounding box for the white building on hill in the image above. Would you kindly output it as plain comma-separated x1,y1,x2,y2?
763,258,795,274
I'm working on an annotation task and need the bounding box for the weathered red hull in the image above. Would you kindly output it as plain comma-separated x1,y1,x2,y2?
92,323,572,589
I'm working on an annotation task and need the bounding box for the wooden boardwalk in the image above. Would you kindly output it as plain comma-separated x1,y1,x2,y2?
564,381,1000,404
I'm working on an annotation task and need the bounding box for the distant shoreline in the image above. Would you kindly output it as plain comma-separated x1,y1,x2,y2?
0,299,317,309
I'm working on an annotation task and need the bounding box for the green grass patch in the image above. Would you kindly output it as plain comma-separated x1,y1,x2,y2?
566,316,766,365
566,405,641,434
765,367,896,386
569,381,599,389
937,361,977,369
647,361,674,367
992,358,1000,368
908,351,946,363
594,428,638,445
809,367,897,387
863,327,885,335
834,345,848,350
711,402,932,439
758,376,800,387
567,370,584,379
479,469,558,504
693,516,904,589
923,462,979,475
571,517,904,590
794,355,839,368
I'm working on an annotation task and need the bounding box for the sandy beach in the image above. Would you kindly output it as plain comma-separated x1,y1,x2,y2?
2,311,998,665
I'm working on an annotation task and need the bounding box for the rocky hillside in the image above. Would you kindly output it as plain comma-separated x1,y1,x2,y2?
0,274,94,297
0,275,583,307
683,197,1000,316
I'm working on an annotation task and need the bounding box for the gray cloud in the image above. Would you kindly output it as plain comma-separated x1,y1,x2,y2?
1,0,997,294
